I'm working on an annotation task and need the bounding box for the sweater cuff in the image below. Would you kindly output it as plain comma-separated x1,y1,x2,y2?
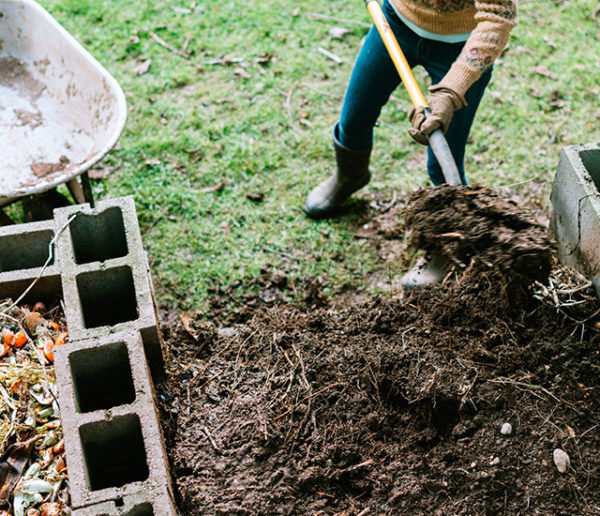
438,60,482,98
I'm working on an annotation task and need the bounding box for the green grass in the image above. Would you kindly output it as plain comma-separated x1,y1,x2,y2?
38,0,600,309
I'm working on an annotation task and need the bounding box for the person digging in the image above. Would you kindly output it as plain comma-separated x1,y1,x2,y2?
304,0,518,289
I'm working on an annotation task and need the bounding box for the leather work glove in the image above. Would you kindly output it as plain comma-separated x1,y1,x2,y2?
408,85,467,145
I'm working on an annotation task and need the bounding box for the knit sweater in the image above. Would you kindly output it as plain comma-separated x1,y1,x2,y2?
390,0,518,96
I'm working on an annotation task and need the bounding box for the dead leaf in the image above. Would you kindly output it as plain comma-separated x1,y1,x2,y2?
170,5,191,14
246,192,264,202
566,425,576,438
254,53,275,65
329,27,351,39
533,65,558,80
292,7,300,16
21,312,44,335
181,311,198,341
0,435,42,504
201,181,224,193
234,67,251,79
88,165,114,180
132,59,152,75
145,158,161,166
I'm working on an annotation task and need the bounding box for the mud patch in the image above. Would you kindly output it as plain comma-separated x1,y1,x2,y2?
405,184,553,283
0,57,46,101
14,109,43,129
30,155,70,178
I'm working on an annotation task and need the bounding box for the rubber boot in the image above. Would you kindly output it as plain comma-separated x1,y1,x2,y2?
304,125,371,219
401,253,450,290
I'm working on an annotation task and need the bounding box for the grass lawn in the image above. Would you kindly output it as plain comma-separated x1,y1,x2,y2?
39,0,600,309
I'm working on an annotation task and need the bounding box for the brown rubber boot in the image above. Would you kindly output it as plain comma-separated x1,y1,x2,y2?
304,125,371,219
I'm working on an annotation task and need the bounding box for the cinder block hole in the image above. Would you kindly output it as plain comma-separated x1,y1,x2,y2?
580,149,600,190
140,326,164,381
80,414,149,491
70,207,128,264
69,342,135,413
0,230,54,272
77,267,138,328
1,276,62,305
127,504,154,516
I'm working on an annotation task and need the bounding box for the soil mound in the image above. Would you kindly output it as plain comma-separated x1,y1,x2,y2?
159,267,600,515
405,185,553,283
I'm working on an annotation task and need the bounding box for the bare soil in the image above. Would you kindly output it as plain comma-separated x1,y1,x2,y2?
158,194,600,515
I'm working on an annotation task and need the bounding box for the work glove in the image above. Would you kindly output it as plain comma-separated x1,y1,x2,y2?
408,85,467,145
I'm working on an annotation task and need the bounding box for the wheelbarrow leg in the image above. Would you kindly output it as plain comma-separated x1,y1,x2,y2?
80,171,95,208
0,209,15,227
67,171,95,208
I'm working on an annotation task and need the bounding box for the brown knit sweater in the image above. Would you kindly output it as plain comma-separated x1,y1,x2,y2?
391,0,518,95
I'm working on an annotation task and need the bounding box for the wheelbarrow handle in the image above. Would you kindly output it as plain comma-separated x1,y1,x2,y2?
364,0,463,186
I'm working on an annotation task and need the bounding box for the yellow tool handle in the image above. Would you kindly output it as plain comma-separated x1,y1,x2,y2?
364,0,463,185
365,0,428,109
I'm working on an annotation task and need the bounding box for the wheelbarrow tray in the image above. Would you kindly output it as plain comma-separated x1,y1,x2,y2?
0,0,126,206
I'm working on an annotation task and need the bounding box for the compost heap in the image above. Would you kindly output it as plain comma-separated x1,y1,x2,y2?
404,184,553,282
159,259,599,512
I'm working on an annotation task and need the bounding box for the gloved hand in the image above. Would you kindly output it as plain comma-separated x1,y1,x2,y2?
408,85,467,145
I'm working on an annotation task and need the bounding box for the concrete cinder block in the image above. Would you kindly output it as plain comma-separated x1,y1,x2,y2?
54,196,165,378
550,143,600,295
53,332,174,510
0,219,62,302
71,486,177,515
0,198,174,513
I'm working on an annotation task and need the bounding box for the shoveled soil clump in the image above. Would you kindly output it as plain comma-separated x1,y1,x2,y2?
405,184,553,283
158,265,600,514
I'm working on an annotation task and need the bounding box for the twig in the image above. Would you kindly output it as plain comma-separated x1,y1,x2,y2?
488,377,582,414
274,381,346,420
577,424,599,444
291,344,311,391
284,84,296,128
338,459,374,474
317,47,343,64
201,426,222,454
182,32,192,53
1,213,77,316
149,31,191,58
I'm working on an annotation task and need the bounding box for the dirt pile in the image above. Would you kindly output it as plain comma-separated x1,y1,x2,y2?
159,266,600,515
405,184,553,283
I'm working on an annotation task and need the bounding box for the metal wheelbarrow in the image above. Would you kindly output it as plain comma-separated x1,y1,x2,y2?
0,0,126,222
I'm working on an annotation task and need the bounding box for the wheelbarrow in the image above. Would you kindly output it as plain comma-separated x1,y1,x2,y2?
0,0,126,223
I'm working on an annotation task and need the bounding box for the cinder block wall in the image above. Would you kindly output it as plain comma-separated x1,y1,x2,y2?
550,143,600,297
0,197,176,515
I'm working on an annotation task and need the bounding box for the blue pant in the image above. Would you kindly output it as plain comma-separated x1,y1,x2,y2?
338,0,492,185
